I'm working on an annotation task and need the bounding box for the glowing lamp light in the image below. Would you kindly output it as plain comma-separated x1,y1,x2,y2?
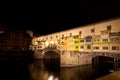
34,41,38,45
48,75,59,80
45,41,49,46
48,75,54,80
50,40,54,44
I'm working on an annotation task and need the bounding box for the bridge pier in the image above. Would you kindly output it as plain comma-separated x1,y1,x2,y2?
60,51,92,67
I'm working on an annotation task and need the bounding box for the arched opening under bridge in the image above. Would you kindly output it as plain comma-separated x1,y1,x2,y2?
43,51,60,59
43,51,60,70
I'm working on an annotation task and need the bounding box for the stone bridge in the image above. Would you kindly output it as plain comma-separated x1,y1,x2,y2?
34,48,120,67
60,51,120,67
34,48,60,59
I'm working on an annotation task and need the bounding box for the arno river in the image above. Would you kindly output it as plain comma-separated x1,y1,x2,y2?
0,53,119,80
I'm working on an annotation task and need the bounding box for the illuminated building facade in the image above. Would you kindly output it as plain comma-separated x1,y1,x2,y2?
31,17,120,54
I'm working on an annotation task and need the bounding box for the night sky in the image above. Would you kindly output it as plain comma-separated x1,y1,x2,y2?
0,0,120,35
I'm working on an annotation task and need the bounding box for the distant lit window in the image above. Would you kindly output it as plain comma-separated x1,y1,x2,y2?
86,39,91,42
110,37,119,42
74,35,78,39
75,46,79,49
110,38,114,41
94,39,96,42
112,46,119,50
74,41,79,43
80,46,84,49
80,39,84,42
103,46,108,50
102,38,108,42
93,46,99,50
87,45,91,49
115,37,120,41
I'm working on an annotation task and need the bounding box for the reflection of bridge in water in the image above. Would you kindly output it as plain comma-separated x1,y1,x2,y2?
34,48,120,67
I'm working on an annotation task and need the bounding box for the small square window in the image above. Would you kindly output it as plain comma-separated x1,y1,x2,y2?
107,25,111,30
79,31,82,34
91,29,94,33
70,33,72,36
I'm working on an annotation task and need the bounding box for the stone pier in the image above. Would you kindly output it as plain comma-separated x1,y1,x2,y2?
60,51,92,67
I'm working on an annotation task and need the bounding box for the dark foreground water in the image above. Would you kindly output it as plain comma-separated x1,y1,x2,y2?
0,56,119,80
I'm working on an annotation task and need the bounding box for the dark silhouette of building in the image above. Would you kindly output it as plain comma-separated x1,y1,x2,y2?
0,24,33,51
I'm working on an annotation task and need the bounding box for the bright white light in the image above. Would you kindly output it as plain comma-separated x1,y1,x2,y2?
50,40,54,44
45,41,49,46
48,75,54,80
34,41,38,45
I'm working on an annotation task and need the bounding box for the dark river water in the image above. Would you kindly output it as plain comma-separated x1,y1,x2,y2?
0,55,119,80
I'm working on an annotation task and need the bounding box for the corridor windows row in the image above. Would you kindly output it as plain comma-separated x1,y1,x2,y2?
45,36,120,42
67,45,120,50
93,46,119,50
49,37,120,46
110,37,120,42
38,25,112,41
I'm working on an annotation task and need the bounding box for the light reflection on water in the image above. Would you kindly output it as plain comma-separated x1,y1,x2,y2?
28,59,113,80
28,59,60,80
0,56,117,80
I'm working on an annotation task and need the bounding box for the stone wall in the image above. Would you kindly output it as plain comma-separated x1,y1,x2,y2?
60,51,92,67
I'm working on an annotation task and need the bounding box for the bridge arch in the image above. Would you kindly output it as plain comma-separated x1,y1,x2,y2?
42,48,60,59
